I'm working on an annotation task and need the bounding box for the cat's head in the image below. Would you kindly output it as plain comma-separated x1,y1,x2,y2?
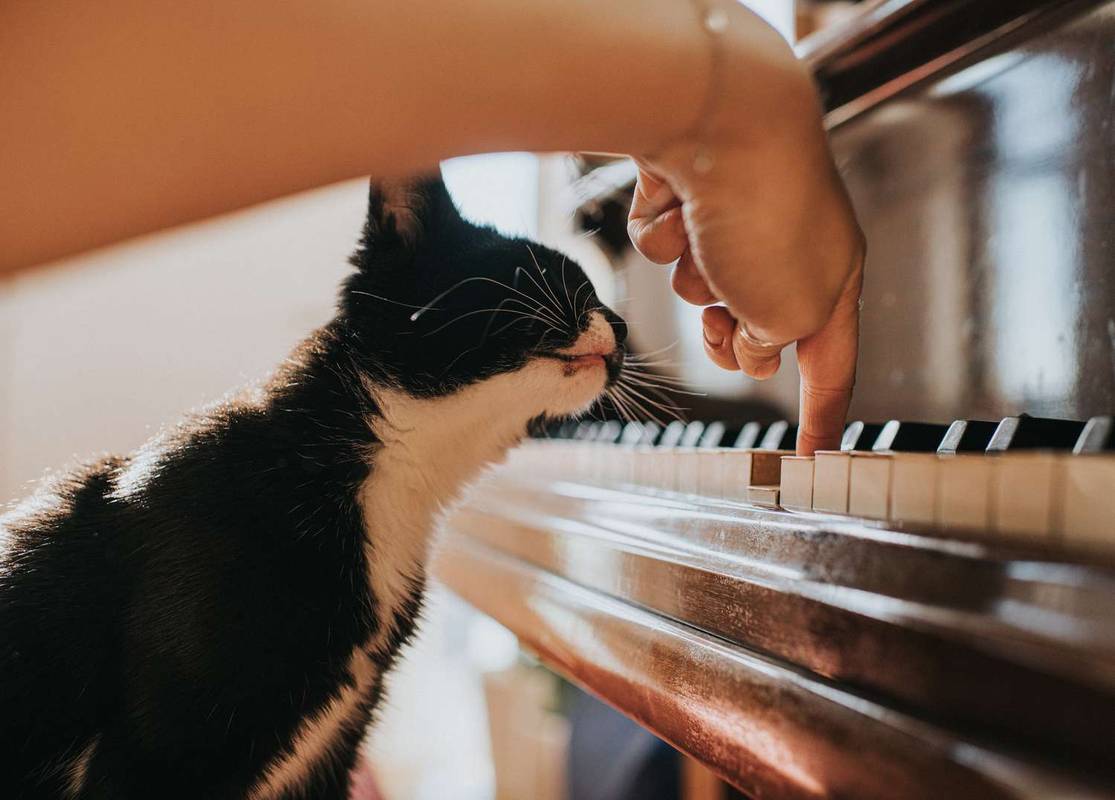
340,174,626,423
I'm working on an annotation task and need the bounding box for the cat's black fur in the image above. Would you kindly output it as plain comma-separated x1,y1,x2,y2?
0,175,625,799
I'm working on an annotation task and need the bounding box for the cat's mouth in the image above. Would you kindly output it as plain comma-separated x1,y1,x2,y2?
538,310,624,385
541,347,624,383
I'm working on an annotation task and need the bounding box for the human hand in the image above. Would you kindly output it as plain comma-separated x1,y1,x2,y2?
627,3,864,455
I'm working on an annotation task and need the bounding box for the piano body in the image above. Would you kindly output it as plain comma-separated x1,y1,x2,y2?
436,2,1115,798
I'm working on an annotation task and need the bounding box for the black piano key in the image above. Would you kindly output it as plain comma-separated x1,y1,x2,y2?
733,422,763,449
840,421,884,451
937,420,999,453
759,421,797,450
678,421,706,448
872,420,950,452
656,420,687,448
595,420,623,443
986,414,1086,452
1074,416,1115,453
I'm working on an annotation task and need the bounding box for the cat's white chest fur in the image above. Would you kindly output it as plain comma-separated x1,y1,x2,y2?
248,318,615,798
247,375,540,800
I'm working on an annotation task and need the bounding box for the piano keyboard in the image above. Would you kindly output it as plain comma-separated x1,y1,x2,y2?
513,414,1115,555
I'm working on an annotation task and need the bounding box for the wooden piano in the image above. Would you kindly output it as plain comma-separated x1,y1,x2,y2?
436,2,1115,798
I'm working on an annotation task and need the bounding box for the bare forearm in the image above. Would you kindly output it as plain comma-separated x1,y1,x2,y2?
1,0,724,271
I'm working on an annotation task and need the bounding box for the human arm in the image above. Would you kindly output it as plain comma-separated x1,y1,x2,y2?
0,0,862,452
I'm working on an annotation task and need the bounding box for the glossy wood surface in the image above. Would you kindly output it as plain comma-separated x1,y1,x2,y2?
799,0,1103,125
437,497,1113,799
836,0,1115,423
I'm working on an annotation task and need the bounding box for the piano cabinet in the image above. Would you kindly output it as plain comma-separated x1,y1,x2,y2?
437,1,1115,798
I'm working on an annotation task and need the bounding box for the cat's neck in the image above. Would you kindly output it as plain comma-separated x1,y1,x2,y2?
273,326,531,503
367,374,529,504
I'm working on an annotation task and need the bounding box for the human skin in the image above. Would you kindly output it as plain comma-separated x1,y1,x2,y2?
0,0,863,453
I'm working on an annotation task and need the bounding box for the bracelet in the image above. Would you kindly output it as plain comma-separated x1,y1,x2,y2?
686,0,729,174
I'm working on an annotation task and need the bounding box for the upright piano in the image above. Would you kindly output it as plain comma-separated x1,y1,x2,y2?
436,2,1115,797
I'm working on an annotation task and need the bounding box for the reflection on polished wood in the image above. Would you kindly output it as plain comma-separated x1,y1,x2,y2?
437,471,1115,798
436,474,1115,798
832,0,1115,423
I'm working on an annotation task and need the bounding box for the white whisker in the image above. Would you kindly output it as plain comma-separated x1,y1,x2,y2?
524,245,567,318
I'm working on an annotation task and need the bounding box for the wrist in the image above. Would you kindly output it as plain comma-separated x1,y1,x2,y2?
642,1,819,193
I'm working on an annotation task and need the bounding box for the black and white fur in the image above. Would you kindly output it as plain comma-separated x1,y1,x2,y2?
0,175,626,799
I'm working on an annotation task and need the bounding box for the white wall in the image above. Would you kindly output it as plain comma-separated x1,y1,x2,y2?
0,180,362,503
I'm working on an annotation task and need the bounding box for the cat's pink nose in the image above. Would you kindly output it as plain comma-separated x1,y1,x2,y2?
560,311,617,359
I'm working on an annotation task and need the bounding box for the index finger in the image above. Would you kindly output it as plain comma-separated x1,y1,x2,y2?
794,274,861,455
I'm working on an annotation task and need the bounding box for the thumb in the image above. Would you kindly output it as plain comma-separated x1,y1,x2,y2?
627,165,689,266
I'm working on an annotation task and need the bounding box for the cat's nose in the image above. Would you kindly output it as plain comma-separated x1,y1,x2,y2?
603,309,628,347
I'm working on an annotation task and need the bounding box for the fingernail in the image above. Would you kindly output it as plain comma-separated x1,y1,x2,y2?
704,328,725,348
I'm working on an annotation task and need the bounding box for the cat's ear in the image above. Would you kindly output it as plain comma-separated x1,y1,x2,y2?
349,174,462,270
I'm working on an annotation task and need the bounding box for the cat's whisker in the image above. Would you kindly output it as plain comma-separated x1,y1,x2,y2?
622,358,685,373
618,372,687,401
610,383,647,419
348,289,437,312
622,374,708,397
570,279,591,324
607,387,639,423
613,379,687,419
620,373,698,392
513,267,568,327
440,342,485,377
602,388,626,421
620,365,690,382
409,275,559,323
489,288,567,329
524,244,568,319
558,255,573,316
577,288,598,325
610,384,670,427
484,301,562,345
627,341,681,359
421,303,562,338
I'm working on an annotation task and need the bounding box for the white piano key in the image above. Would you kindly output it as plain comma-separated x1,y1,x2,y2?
747,484,781,509
779,456,815,511
720,451,753,501
696,449,726,500
616,446,639,485
992,453,1062,540
890,453,939,525
848,453,892,520
633,445,655,487
644,451,667,492
1062,454,1115,551
721,450,791,501
812,451,851,513
937,455,996,531
675,448,701,495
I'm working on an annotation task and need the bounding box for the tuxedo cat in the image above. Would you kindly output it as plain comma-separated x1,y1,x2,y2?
0,175,627,799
